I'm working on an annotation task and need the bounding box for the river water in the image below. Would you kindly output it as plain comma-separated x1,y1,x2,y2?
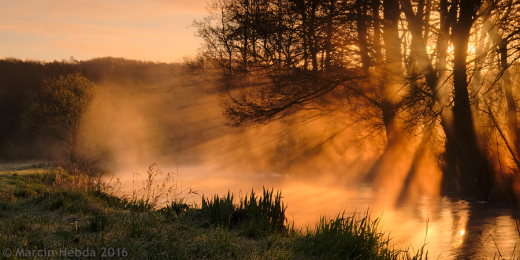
114,164,520,259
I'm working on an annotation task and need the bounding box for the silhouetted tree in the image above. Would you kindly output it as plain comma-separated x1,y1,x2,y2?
22,73,99,163
195,0,520,200
0,57,177,160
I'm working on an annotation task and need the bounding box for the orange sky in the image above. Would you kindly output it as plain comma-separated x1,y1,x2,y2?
0,0,208,63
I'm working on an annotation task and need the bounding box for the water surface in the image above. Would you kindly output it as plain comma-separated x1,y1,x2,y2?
115,164,520,259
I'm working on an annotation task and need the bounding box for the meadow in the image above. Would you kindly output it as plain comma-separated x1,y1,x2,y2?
0,161,435,260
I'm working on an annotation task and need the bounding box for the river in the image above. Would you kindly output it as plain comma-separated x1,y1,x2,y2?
113,164,520,259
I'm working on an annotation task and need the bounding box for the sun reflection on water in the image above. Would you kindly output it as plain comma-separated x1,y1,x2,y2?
111,165,520,259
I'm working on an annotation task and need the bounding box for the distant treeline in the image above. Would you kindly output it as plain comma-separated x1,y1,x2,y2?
0,57,180,160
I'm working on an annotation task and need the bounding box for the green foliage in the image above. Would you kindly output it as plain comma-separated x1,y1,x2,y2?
0,58,179,160
125,198,155,212
45,196,65,211
160,199,190,217
201,187,288,238
0,164,439,259
0,171,435,260
87,212,109,232
201,191,236,225
13,178,46,198
22,72,99,163
294,211,398,259
240,188,287,231
13,182,32,198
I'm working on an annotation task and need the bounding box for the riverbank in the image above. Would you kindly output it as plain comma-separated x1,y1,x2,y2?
0,163,433,259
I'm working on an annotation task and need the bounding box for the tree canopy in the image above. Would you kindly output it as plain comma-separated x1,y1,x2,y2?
194,0,520,200
22,73,99,163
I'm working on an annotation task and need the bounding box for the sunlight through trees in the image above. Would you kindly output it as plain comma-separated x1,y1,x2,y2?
193,0,520,200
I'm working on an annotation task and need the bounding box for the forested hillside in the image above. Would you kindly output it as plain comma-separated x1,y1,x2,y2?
0,57,180,160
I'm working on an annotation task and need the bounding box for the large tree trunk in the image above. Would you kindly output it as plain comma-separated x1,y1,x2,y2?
400,0,493,198
450,0,492,198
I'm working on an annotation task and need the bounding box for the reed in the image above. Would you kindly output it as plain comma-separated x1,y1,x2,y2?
239,188,287,231
293,211,396,259
201,191,235,226
200,187,288,237
0,162,442,259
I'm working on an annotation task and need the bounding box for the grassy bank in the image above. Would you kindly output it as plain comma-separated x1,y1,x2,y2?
0,163,429,259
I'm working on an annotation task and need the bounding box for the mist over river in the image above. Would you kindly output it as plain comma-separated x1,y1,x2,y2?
6,0,520,257
111,163,520,259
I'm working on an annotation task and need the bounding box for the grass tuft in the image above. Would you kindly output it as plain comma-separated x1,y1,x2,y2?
0,161,441,259
201,187,288,237
294,211,397,259
202,191,235,226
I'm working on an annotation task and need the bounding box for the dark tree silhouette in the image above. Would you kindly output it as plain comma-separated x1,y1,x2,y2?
0,57,177,160
22,73,99,163
195,0,520,200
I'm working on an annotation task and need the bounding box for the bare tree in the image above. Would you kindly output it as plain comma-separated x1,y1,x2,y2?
195,0,520,199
